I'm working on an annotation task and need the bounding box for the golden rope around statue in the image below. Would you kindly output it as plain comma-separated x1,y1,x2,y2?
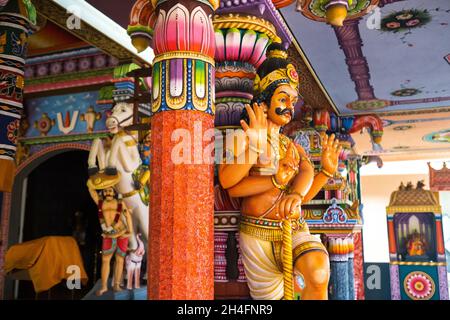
282,218,294,300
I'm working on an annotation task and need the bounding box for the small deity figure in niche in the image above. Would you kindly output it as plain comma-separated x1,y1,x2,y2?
407,230,427,257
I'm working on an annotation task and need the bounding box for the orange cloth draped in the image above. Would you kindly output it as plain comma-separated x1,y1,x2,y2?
4,236,88,293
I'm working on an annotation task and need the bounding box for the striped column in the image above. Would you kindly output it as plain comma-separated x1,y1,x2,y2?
328,236,350,300
0,1,35,192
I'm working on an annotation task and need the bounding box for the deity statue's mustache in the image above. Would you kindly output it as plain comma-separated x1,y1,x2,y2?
275,107,294,118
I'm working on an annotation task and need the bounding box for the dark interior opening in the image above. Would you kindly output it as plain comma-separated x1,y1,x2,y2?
17,150,101,300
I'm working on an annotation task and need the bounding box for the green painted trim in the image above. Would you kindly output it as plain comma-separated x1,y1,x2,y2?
113,63,140,79
98,85,115,100
127,25,154,37
216,97,251,103
20,132,110,145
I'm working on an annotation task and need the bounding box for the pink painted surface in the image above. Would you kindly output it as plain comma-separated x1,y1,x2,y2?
153,4,215,58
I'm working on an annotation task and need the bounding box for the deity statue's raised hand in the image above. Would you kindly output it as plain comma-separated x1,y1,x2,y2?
275,142,299,186
240,103,268,150
320,133,342,176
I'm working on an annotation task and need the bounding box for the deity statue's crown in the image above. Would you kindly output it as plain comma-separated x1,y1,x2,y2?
267,49,288,60
253,45,299,96
253,64,299,96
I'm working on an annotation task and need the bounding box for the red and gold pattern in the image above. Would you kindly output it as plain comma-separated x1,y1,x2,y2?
6,119,19,144
429,162,450,192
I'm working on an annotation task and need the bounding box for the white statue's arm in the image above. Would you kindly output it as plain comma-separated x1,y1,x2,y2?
122,202,133,238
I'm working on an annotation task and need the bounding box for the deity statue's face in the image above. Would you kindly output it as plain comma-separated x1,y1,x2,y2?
265,84,298,126
103,187,115,200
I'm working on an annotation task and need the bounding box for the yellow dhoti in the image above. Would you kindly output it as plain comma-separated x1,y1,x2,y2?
239,215,327,300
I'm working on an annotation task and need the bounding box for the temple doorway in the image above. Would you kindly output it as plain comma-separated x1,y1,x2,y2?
13,151,101,299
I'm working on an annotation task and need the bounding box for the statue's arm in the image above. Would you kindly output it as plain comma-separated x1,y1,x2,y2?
87,181,99,205
288,145,315,199
303,133,341,202
218,147,260,189
227,175,275,197
123,202,133,237
293,144,331,203
303,172,330,203
219,103,268,189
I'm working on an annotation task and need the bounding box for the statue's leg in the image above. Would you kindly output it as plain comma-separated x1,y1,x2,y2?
126,260,135,290
116,139,139,173
239,232,285,300
88,138,105,175
134,207,149,244
106,137,120,169
124,209,138,251
106,137,138,175
96,253,113,296
113,254,125,292
128,234,138,252
96,141,106,170
294,250,330,300
135,265,141,289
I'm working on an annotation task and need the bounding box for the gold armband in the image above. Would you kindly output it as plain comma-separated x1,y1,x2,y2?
271,175,289,191
300,156,312,165
321,168,334,178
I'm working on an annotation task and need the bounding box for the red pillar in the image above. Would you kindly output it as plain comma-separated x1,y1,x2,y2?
387,219,397,254
436,219,445,255
148,0,217,299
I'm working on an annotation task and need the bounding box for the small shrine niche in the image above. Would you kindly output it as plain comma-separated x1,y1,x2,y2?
386,180,448,300
394,212,436,262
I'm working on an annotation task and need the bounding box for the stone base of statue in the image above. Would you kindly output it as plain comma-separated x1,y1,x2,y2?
82,278,146,300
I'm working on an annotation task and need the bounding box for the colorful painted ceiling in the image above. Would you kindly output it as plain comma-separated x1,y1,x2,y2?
352,110,450,160
280,0,450,115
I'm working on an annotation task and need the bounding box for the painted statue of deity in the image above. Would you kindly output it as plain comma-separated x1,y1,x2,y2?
218,43,342,300
87,177,133,296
